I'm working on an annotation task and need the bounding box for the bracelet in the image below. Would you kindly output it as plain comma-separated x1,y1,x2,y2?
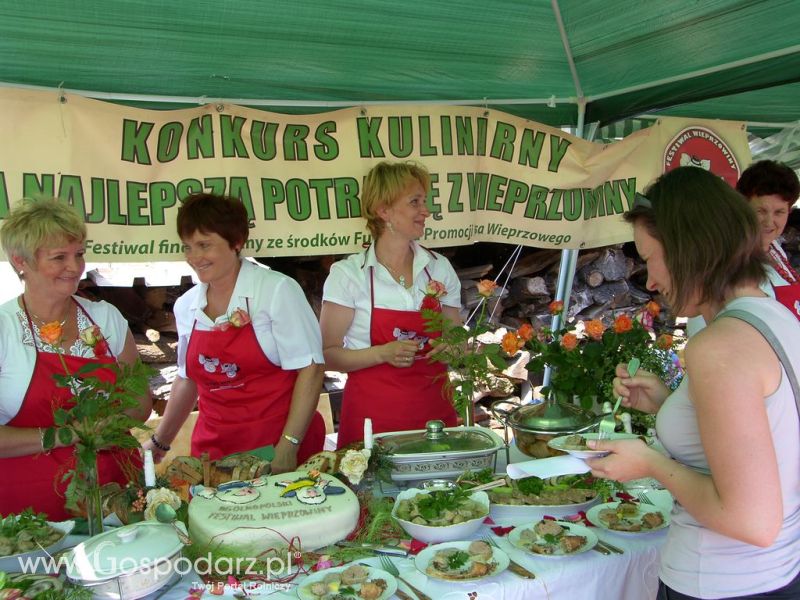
38,427,45,453
150,434,171,452
282,433,301,446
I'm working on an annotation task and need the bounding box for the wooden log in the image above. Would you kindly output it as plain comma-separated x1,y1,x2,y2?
456,264,493,279
581,269,605,288
512,276,550,298
509,250,561,278
585,247,634,282
590,279,631,307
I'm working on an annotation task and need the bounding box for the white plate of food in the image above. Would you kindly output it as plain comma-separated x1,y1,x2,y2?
480,475,599,520
296,564,397,600
547,433,640,459
508,519,598,556
0,513,75,573
414,540,509,582
586,500,670,534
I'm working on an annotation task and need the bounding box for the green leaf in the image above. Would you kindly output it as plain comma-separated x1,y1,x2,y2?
488,353,507,369
53,408,69,426
57,427,73,446
43,427,57,450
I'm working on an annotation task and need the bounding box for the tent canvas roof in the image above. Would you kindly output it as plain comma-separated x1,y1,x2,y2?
0,0,797,135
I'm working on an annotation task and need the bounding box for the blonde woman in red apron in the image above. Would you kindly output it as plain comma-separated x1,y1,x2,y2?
737,160,800,320
320,162,461,449
0,198,151,519
144,194,325,473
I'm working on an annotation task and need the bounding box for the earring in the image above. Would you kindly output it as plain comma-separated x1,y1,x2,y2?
386,222,395,233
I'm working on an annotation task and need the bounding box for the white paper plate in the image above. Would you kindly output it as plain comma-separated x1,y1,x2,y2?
415,541,509,582
586,501,670,534
508,520,598,556
296,564,397,600
548,433,639,459
0,520,75,573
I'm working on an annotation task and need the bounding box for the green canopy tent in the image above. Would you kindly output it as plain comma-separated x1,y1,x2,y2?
0,0,798,314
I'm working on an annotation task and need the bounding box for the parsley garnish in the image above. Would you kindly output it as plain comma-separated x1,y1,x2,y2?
447,550,470,570
417,487,473,521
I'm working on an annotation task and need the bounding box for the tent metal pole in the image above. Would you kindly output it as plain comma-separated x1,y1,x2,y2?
542,100,587,390
0,80,575,109
551,0,584,99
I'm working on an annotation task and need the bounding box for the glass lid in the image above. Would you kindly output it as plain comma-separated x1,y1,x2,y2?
378,420,497,455
65,521,183,581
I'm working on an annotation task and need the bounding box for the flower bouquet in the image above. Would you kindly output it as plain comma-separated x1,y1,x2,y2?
39,321,155,535
422,279,509,425
503,301,680,414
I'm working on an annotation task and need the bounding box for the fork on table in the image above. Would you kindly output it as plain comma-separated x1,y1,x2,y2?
482,537,536,579
377,554,432,600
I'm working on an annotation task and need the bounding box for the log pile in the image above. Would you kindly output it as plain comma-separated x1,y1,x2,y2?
456,244,656,330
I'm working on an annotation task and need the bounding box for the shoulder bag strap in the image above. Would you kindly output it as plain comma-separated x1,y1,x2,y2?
716,308,800,415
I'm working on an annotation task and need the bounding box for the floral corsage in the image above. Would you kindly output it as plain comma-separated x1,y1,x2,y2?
215,308,251,331
79,325,111,358
419,280,447,311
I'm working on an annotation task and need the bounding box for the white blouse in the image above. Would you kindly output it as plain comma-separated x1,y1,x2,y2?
174,258,324,378
0,296,129,424
322,242,462,349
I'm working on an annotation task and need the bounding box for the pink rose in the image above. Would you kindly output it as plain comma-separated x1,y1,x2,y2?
476,279,498,298
425,280,447,298
228,308,251,328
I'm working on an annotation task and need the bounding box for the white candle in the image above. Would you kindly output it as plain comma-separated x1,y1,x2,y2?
144,449,156,487
363,418,373,450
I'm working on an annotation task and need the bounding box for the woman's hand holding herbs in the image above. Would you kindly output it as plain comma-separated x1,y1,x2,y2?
612,363,671,414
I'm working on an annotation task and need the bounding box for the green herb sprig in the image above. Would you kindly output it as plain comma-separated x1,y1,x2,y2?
416,487,473,521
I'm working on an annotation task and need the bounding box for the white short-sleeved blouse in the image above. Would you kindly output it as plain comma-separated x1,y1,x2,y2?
322,242,462,349
174,258,324,378
0,296,129,424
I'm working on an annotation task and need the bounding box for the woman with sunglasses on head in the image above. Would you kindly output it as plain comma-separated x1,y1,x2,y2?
142,193,325,474
320,161,461,449
0,198,151,519
586,167,800,599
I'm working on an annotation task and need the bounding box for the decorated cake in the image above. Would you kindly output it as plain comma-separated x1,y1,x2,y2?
188,470,360,553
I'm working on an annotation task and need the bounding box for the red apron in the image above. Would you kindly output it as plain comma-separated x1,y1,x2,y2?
186,308,324,463
768,244,800,321
337,267,458,449
774,285,800,321
0,301,138,520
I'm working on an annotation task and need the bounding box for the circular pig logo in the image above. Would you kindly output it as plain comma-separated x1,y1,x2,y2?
663,126,740,187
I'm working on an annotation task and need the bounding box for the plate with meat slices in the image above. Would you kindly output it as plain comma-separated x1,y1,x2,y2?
586,500,670,534
508,519,598,556
415,540,509,582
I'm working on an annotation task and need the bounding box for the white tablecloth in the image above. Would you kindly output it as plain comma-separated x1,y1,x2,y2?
140,521,665,600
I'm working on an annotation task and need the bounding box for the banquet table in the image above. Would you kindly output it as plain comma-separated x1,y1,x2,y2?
18,442,671,600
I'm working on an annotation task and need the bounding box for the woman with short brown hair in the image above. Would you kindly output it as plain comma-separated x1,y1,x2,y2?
144,193,325,473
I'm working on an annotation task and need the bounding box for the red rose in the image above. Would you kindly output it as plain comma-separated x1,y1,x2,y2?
93,338,111,359
420,295,441,311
